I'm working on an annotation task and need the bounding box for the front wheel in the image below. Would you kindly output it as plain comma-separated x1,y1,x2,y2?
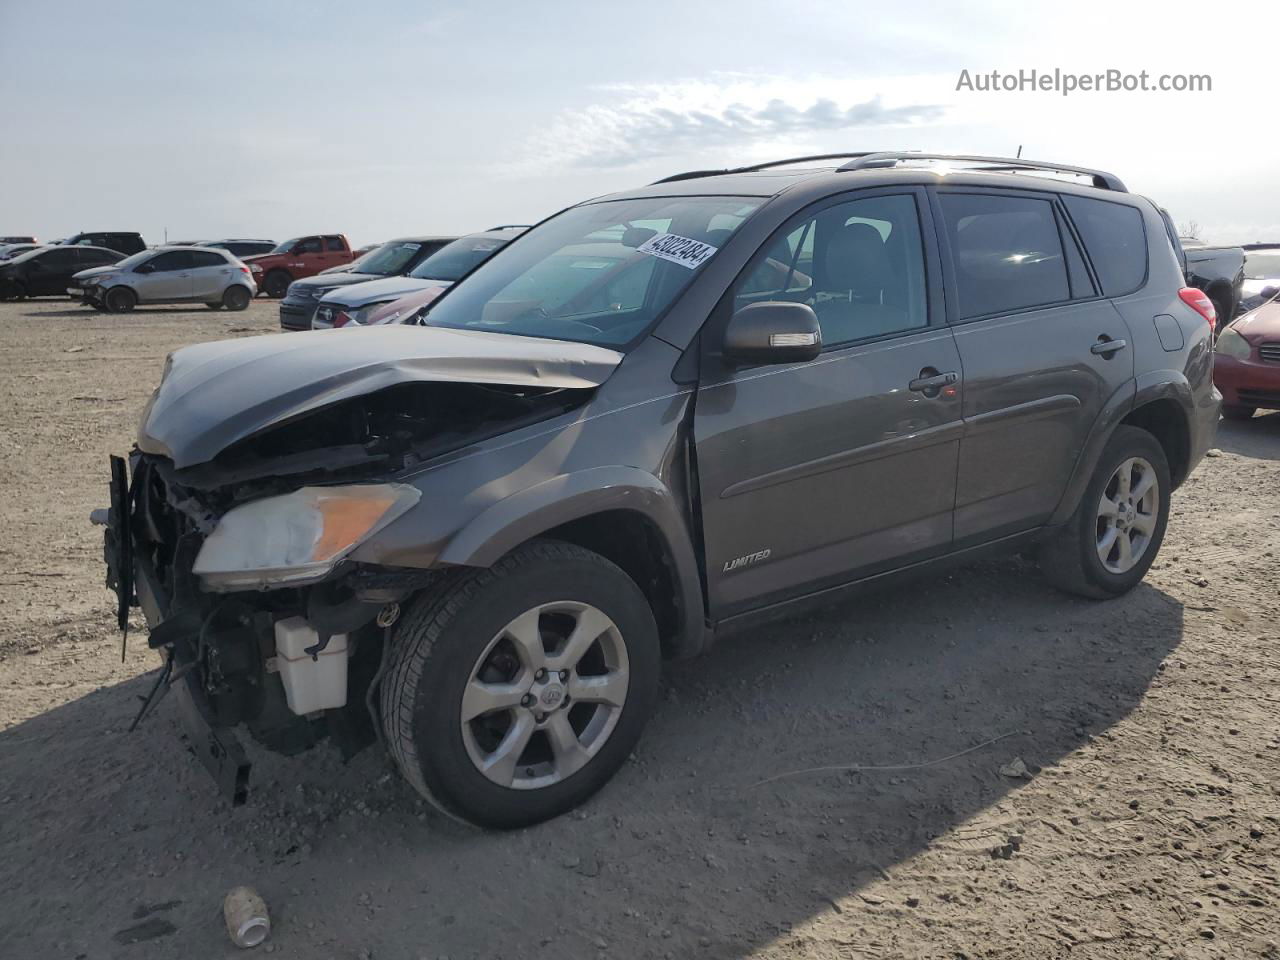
263,270,291,299
104,286,137,313
381,541,660,828
1039,425,1171,599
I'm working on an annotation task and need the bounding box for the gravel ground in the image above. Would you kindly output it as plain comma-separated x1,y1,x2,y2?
1,297,1278,960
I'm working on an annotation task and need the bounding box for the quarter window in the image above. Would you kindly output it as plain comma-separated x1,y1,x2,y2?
735,194,928,346
939,193,1070,319
1062,196,1148,297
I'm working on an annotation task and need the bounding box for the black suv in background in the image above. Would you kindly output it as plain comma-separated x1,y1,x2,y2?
0,244,122,299
102,152,1218,829
197,239,277,259
277,235,457,331
60,231,146,255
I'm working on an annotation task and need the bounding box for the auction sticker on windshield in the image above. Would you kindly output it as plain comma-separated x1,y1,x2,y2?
636,233,718,270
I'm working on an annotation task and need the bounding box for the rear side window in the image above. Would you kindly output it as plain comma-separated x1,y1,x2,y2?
190,251,228,268
1062,196,1148,297
324,236,345,252
939,193,1070,319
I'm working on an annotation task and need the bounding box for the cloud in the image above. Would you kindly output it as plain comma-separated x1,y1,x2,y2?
516,78,946,172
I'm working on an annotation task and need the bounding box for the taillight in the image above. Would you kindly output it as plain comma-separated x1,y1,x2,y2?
1178,287,1216,326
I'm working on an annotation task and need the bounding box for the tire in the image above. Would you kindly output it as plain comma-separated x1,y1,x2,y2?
1222,405,1256,422
103,286,137,313
222,285,252,311
263,270,292,299
1039,425,1171,599
0,279,26,301
381,540,661,829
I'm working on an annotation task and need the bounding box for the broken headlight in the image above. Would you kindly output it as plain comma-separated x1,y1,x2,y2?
193,484,420,590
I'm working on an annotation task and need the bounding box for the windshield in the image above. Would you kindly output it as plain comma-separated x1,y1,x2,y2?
110,250,154,269
270,237,303,254
1245,252,1280,280
410,236,511,281
424,197,762,348
352,240,424,276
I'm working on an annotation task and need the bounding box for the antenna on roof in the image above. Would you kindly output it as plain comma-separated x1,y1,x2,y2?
1016,145,1023,158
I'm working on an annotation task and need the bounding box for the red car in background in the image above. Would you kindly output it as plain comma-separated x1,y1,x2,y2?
1214,290,1280,420
243,233,357,298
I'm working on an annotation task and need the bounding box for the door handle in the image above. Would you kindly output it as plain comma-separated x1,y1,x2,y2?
1090,337,1128,356
909,370,959,394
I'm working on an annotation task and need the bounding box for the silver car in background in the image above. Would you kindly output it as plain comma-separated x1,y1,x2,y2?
70,246,258,313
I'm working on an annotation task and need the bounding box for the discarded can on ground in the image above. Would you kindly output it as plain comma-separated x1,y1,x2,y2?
223,886,270,948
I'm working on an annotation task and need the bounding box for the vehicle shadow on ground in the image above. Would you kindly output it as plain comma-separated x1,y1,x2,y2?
21,306,229,318
1214,410,1280,460
0,557,1185,959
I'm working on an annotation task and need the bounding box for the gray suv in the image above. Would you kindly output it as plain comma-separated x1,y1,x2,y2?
100,152,1219,828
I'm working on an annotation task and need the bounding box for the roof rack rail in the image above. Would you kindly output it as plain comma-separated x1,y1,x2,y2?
651,152,881,185
836,152,1127,192
486,224,533,231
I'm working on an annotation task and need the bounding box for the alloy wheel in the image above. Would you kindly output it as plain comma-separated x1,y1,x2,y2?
460,601,629,790
1096,456,1159,574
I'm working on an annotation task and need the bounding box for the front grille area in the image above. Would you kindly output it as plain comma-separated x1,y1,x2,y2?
1259,342,1280,363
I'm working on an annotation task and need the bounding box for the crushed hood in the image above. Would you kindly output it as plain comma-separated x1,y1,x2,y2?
138,325,624,469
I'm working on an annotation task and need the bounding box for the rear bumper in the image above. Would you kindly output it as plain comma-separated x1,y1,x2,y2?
1213,353,1280,409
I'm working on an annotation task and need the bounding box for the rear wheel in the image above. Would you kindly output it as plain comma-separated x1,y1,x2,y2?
222,285,252,311
381,540,660,828
263,270,292,299
104,286,137,313
1222,405,1256,421
1039,425,1170,599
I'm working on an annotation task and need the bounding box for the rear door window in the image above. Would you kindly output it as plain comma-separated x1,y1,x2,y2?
189,251,228,268
938,193,1070,319
1062,196,1148,297
324,236,345,252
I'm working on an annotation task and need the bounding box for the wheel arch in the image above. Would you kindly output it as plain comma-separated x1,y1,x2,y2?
437,466,709,659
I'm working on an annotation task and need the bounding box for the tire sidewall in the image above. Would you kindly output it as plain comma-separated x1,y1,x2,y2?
264,271,291,298
222,285,251,310
104,286,136,313
401,552,660,828
1074,427,1171,596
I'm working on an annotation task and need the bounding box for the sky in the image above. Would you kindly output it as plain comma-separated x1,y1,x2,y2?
2,0,1277,247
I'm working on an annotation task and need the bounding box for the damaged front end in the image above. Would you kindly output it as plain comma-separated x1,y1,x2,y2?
100,327,620,804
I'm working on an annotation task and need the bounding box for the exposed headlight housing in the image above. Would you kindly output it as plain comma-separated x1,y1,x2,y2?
193,484,420,591
1215,327,1253,360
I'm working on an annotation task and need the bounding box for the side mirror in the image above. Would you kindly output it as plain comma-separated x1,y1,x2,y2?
1262,285,1279,301
135,263,155,274
723,301,822,365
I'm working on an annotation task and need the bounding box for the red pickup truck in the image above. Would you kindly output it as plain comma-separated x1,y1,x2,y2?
243,234,357,298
